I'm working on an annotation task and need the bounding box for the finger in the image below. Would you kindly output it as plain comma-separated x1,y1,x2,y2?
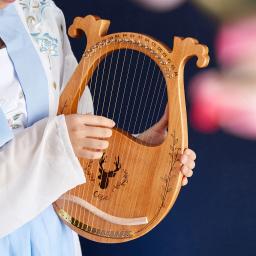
79,115,115,128
76,126,113,138
182,177,188,186
184,148,196,160
78,138,109,151
77,149,104,160
181,166,193,177
180,154,196,169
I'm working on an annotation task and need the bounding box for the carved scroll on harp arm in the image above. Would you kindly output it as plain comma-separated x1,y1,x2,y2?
68,15,110,49
172,37,209,69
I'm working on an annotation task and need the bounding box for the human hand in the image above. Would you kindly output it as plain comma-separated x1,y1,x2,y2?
0,0,15,9
137,105,168,145
65,114,115,159
137,105,196,186
180,148,196,186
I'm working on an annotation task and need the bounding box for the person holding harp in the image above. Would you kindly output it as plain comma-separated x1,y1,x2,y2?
0,0,196,254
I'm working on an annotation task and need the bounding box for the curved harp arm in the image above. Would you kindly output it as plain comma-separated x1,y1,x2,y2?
165,37,209,153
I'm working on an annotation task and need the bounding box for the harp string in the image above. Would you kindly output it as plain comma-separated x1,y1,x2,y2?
148,76,167,146
123,59,165,220
104,50,150,218
87,48,141,225
104,49,137,223
136,64,156,133
85,44,109,225
125,69,166,220
110,48,128,123
66,41,93,221
143,72,162,131
102,45,137,230
126,54,146,133
90,57,102,106
131,74,166,220
75,67,87,222
89,51,111,231
150,78,167,129
91,43,123,228
104,46,129,166
77,46,100,223
94,45,132,229
113,50,142,166
98,49,116,114
102,45,135,226
123,56,152,217
83,44,114,228
130,59,152,134
95,53,108,115
114,50,134,125
118,53,154,219
65,48,86,217
89,43,130,226
86,51,112,226
106,49,121,119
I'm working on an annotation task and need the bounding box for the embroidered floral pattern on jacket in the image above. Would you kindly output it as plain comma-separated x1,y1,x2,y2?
19,0,51,15
19,0,59,68
33,33,58,57
8,90,26,131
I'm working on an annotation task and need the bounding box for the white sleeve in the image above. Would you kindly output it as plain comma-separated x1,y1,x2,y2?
0,114,85,238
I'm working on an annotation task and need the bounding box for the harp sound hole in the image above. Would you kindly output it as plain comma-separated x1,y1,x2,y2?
79,49,168,144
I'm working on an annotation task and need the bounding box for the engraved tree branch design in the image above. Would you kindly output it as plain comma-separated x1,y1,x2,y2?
160,131,181,208
84,160,95,182
136,132,181,234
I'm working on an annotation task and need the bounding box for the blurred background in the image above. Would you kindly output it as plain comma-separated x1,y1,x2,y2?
55,0,256,255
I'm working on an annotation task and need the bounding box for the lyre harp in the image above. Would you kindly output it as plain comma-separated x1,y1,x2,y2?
54,15,209,243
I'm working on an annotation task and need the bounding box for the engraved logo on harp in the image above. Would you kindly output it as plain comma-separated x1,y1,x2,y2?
98,153,121,189
84,156,128,201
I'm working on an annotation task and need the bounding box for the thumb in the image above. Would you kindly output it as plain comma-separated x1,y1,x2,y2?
157,104,168,130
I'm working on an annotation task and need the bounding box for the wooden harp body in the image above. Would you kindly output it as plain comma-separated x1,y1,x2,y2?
54,15,209,243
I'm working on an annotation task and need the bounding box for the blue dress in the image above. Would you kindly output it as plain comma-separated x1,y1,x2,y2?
0,206,75,256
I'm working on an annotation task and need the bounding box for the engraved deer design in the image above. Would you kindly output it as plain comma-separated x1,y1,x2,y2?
98,153,121,189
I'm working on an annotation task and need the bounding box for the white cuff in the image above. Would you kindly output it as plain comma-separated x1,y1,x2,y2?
56,114,86,184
